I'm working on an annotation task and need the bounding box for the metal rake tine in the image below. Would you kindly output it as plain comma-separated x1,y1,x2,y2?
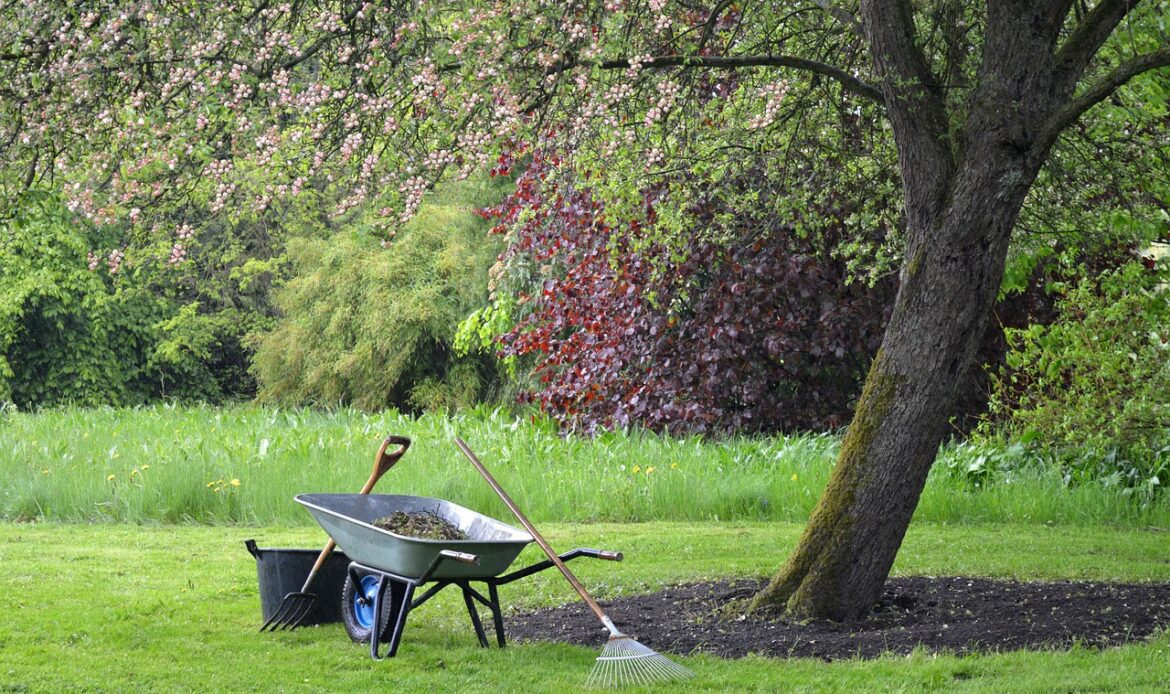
587,635,693,688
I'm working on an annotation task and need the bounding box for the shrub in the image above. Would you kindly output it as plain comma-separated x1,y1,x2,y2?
476,152,894,434
985,260,1169,495
0,191,228,407
250,180,506,411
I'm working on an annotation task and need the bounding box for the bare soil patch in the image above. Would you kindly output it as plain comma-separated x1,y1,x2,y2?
506,576,1170,659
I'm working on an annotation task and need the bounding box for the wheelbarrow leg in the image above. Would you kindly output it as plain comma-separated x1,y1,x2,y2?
460,581,490,648
456,581,506,648
487,582,506,647
370,576,416,660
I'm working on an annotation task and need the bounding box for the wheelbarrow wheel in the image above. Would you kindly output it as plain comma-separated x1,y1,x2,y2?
341,572,395,644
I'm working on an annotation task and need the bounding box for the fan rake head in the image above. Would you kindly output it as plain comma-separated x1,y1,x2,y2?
585,633,694,688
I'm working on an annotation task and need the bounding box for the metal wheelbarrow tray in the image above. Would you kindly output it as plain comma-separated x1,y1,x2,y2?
295,493,622,659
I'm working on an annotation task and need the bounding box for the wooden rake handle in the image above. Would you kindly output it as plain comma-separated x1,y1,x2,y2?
300,435,411,591
454,436,610,626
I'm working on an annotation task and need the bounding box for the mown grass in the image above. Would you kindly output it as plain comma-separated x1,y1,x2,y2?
1,404,1167,527
1,521,1168,693
3,406,1168,691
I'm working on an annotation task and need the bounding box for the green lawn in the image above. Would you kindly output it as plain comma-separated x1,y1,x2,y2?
1,521,1167,693
3,406,1168,690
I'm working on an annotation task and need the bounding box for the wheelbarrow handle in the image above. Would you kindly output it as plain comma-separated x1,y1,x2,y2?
439,549,480,566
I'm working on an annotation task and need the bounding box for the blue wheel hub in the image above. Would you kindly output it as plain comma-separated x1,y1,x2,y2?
353,574,380,629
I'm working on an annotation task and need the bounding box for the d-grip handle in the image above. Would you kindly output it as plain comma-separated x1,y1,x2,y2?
304,434,411,591
383,435,412,450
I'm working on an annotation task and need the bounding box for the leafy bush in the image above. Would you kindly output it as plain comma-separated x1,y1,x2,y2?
475,151,893,434
250,180,506,411
0,191,226,407
985,260,1169,495
936,440,1034,489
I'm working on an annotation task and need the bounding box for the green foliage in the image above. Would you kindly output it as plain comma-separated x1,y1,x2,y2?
454,296,519,377
1,192,203,406
0,190,274,407
251,180,507,411
986,261,1170,496
149,303,268,401
1006,56,1170,298
934,440,1034,490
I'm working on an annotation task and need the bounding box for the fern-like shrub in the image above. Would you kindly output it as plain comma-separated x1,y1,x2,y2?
250,182,505,411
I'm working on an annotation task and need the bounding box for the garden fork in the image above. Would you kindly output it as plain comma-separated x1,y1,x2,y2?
260,435,411,631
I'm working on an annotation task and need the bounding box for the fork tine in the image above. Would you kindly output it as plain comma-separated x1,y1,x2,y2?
260,605,292,632
259,599,292,632
260,592,316,632
260,610,287,632
282,595,317,631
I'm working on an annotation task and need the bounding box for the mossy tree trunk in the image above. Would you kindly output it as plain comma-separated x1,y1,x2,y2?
750,179,1031,620
752,0,1165,621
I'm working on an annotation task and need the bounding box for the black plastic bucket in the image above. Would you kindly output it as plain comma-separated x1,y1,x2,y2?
245,539,351,625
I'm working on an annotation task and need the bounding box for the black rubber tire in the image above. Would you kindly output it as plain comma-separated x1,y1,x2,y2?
340,572,395,644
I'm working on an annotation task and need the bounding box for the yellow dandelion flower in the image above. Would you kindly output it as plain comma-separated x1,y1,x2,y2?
645,466,656,474
141,465,150,470
670,463,679,470
42,468,51,475
230,478,241,487
632,465,641,474
207,481,216,488
791,473,798,482
107,474,116,481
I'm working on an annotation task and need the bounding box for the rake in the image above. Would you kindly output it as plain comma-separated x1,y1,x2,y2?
260,435,411,631
454,436,693,688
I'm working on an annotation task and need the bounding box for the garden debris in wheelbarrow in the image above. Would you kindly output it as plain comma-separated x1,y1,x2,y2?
372,510,468,541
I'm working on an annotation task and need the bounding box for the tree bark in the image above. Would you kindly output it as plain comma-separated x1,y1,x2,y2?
750,0,1104,620
750,151,1039,620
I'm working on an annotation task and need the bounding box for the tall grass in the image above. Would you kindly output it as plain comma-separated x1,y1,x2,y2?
1,403,1167,526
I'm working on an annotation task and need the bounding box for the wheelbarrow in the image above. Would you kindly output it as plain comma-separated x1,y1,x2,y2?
295,492,623,659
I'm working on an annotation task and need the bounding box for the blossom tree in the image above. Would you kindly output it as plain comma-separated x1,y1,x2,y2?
3,1,1168,620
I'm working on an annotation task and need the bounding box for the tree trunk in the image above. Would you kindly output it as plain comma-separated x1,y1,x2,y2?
745,0,1103,623
751,151,1039,619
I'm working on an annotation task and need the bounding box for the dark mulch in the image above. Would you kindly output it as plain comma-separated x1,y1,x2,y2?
505,577,1170,660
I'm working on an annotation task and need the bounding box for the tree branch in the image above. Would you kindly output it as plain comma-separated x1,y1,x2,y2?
1053,0,1144,93
810,0,865,39
1037,45,1170,154
696,0,736,54
859,0,954,224
572,54,885,104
